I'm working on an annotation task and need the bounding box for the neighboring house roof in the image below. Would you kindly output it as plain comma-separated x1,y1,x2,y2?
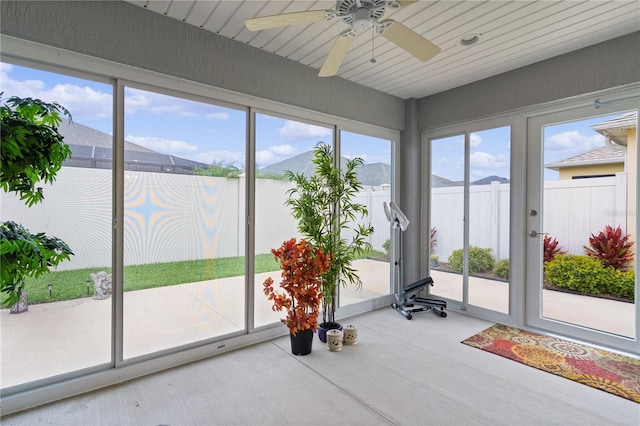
590,111,637,146
431,175,459,187
431,175,509,187
545,145,626,171
472,175,510,185
58,121,209,174
546,111,635,171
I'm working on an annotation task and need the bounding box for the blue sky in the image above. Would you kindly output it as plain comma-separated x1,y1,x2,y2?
1,62,390,170
430,115,624,182
1,62,625,180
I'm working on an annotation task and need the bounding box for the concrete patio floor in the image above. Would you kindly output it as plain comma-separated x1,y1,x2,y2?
1,260,635,389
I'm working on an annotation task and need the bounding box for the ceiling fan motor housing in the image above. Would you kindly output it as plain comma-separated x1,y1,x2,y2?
337,0,388,32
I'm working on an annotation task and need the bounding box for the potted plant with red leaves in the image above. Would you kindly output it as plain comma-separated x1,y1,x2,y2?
263,238,331,355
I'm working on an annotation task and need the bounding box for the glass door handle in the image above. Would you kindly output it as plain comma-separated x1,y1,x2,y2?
529,230,548,238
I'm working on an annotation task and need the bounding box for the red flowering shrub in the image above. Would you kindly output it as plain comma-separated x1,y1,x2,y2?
543,235,566,263
263,238,331,335
584,225,635,270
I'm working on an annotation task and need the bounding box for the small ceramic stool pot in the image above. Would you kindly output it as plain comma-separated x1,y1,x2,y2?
343,324,358,345
326,329,343,352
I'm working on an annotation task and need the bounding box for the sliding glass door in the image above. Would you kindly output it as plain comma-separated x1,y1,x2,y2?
122,86,247,359
0,63,114,388
427,125,511,315
339,131,392,308
253,113,333,329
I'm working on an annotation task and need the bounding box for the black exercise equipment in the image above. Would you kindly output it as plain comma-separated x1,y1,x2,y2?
384,201,447,320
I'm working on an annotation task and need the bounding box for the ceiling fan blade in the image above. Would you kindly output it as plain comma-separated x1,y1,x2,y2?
397,1,419,7
245,10,329,31
318,34,356,77
380,20,440,62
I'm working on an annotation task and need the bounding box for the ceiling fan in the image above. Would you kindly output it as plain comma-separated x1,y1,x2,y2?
245,0,441,77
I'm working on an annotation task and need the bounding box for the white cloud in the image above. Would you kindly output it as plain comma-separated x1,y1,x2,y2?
546,131,603,152
195,150,245,167
124,88,232,120
1,66,112,120
256,144,297,167
269,144,296,155
126,135,198,155
470,151,507,169
256,150,276,165
470,133,482,147
123,89,152,114
207,112,230,120
433,156,464,181
469,152,509,181
278,121,331,139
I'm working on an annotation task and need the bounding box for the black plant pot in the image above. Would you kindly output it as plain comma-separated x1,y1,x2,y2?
290,329,314,356
318,322,342,343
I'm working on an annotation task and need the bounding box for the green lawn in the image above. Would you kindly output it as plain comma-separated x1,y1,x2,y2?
21,250,385,305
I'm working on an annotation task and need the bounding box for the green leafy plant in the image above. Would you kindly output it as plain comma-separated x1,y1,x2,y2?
256,170,288,180
543,235,566,263
383,238,391,256
583,225,634,270
285,142,374,328
193,159,240,178
545,254,634,301
0,221,73,307
493,258,510,280
1,95,74,307
448,246,495,274
1,95,73,206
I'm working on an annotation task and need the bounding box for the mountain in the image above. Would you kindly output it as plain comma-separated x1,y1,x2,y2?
260,151,391,186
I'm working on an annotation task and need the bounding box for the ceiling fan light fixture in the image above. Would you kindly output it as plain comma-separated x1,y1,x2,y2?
353,8,373,31
459,34,480,46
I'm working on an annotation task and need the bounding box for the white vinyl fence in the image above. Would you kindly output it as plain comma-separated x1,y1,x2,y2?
1,168,628,271
1,167,390,271
431,174,628,262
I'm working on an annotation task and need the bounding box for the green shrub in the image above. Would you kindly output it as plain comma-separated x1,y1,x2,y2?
383,239,390,256
493,258,509,280
448,246,495,274
545,254,634,301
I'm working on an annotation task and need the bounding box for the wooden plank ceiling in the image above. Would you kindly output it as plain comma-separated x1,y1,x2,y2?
124,1,640,99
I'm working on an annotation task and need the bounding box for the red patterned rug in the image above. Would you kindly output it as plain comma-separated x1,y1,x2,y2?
462,324,640,403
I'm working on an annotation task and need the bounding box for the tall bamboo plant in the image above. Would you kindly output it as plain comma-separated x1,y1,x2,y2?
285,142,374,328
